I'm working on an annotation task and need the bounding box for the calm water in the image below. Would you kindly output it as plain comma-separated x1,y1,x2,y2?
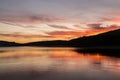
0,47,120,80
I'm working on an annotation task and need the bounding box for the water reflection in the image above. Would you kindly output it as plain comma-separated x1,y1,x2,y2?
0,47,120,80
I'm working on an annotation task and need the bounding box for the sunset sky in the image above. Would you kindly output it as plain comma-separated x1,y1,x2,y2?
0,0,120,43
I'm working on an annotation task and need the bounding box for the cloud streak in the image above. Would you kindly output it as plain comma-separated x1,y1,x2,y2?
0,33,51,38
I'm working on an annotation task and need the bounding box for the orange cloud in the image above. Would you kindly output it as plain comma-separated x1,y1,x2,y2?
48,25,119,40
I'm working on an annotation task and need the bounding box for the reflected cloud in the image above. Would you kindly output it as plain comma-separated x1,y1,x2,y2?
0,47,120,80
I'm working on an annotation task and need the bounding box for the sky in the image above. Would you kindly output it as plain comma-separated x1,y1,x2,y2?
0,0,120,43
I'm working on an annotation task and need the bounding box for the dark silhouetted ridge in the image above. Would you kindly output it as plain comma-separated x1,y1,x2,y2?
24,40,68,47
0,41,20,47
69,29,120,47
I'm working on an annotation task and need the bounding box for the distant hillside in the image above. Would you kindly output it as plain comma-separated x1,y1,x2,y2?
24,40,68,47
0,29,120,47
69,29,120,47
0,41,20,47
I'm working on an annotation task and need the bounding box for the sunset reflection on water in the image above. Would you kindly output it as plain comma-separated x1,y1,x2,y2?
0,47,120,80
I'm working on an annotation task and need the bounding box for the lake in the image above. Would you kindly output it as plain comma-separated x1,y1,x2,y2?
0,47,120,80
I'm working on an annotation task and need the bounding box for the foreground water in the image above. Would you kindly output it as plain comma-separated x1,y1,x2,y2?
0,47,120,80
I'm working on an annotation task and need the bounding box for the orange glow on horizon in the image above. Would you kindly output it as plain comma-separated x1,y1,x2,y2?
0,27,119,43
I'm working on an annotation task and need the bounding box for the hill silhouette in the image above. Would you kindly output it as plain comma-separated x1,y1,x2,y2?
24,40,68,47
0,29,120,47
0,41,20,47
69,29,120,47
